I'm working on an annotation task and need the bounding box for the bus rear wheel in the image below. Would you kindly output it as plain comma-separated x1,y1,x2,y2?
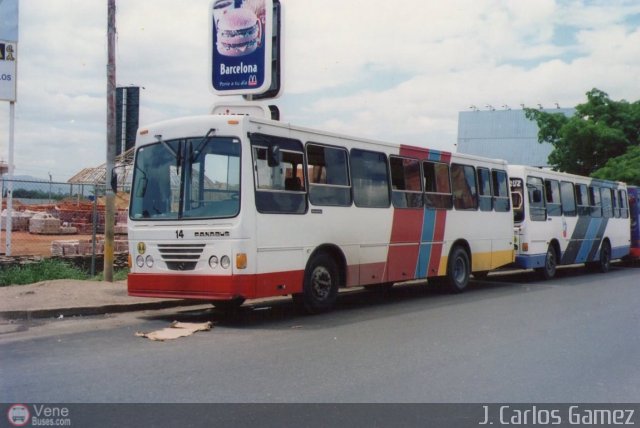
537,244,557,280
588,240,611,273
295,253,339,314
445,246,470,293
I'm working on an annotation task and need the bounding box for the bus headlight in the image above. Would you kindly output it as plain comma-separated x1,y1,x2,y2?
209,255,219,269
145,255,154,268
221,255,231,269
136,255,145,268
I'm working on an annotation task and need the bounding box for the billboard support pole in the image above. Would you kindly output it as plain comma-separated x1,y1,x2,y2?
104,0,116,282
4,101,15,256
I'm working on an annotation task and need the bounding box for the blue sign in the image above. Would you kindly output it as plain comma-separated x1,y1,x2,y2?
211,0,273,95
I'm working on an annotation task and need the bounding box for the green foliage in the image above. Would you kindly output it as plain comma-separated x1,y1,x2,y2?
592,146,640,185
526,88,640,180
0,259,129,286
12,188,66,200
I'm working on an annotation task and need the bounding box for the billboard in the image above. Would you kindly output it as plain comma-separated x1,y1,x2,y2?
116,86,140,156
0,40,16,102
211,0,273,96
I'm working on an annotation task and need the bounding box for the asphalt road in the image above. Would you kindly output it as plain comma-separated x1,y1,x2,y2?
2,265,640,403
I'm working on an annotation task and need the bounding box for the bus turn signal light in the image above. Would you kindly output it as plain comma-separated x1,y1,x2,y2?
236,253,247,269
522,243,529,252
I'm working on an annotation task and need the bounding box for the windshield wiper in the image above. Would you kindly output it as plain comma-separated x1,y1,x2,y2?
191,129,216,162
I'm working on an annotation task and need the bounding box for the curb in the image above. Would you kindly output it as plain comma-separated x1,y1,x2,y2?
0,300,205,321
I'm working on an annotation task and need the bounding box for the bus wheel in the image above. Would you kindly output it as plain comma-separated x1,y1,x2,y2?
537,245,557,280
445,246,470,293
597,240,612,273
297,253,339,314
212,297,245,313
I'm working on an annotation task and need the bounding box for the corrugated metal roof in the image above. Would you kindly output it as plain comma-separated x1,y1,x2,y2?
457,108,575,167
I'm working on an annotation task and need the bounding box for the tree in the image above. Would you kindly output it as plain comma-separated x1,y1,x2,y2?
525,88,640,183
591,145,640,185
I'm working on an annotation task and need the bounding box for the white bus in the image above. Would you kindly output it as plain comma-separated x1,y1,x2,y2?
127,114,515,313
508,165,630,279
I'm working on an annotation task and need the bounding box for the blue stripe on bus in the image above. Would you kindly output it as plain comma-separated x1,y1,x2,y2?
416,209,436,277
575,217,603,263
414,150,442,278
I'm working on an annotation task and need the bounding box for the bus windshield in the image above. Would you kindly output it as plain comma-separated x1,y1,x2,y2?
130,136,241,220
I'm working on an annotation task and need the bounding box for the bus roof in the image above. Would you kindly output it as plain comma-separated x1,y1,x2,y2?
136,113,508,166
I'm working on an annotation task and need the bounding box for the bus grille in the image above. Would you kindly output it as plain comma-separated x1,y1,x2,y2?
157,243,206,271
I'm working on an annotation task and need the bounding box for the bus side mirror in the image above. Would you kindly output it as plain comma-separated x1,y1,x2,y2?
268,145,280,167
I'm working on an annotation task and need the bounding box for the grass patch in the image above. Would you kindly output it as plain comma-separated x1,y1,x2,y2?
0,259,128,286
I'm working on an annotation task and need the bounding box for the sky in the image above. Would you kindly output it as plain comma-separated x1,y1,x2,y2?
1,0,640,181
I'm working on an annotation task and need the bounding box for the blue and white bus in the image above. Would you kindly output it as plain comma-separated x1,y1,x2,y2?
509,165,630,279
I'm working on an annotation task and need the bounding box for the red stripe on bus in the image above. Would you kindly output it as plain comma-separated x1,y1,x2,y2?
428,209,448,275
128,270,304,300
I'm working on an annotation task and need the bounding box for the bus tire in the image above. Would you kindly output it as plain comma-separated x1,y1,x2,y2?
445,246,470,293
595,240,612,273
296,253,339,314
537,244,557,280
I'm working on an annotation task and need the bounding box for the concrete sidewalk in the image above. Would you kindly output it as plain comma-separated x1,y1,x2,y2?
0,279,199,320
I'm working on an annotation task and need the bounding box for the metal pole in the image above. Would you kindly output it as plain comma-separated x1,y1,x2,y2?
91,186,97,276
5,101,15,256
104,0,116,281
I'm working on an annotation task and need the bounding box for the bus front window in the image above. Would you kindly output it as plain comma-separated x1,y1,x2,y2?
130,137,241,220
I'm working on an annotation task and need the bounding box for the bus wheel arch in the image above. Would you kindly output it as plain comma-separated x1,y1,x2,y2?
445,240,471,294
589,238,612,273
294,245,345,314
537,240,560,280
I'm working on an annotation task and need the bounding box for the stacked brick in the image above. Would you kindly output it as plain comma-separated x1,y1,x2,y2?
50,239,128,256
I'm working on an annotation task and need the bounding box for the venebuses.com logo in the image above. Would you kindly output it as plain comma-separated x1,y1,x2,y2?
7,404,30,427
7,404,72,426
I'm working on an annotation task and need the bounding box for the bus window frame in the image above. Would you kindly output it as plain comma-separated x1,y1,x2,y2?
526,176,547,221
477,167,493,212
350,148,391,209
305,142,352,207
389,155,423,209
491,169,510,213
560,181,577,217
423,161,453,210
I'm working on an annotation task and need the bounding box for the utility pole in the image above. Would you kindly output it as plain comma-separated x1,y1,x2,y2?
104,0,116,282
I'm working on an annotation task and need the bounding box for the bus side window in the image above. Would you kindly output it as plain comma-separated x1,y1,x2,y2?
544,179,562,216
560,181,576,217
620,190,629,218
350,149,390,208
575,184,590,216
424,161,453,210
251,134,307,214
451,164,478,211
306,143,351,207
492,169,510,212
589,186,602,217
600,187,613,218
390,156,423,209
612,188,620,218
477,167,492,211
526,176,546,221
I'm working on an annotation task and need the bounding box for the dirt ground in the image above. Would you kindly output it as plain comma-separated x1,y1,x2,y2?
0,230,98,257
